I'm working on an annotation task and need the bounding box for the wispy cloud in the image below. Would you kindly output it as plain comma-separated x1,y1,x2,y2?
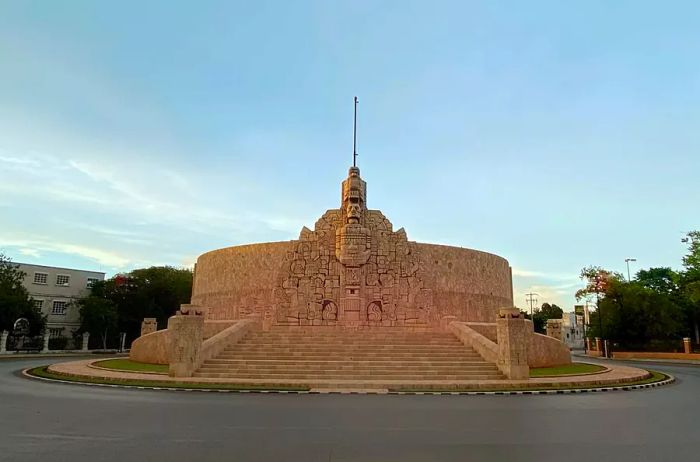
0,234,133,268
17,248,42,258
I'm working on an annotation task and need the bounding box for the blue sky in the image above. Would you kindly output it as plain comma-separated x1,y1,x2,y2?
1,1,698,310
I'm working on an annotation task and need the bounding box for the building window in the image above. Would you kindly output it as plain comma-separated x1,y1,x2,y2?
56,274,70,286
86,277,99,288
33,299,44,310
49,328,64,338
51,301,68,315
33,272,48,284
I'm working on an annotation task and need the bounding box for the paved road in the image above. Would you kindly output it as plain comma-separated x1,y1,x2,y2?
0,358,698,462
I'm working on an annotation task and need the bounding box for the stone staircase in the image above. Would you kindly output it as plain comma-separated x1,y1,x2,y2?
193,328,504,386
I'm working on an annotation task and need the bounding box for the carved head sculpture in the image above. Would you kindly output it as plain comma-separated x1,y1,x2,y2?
341,167,367,224
346,202,362,223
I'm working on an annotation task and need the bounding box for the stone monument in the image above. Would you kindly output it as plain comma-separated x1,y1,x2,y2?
190,165,514,328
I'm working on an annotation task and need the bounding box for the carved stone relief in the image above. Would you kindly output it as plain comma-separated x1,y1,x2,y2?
272,167,434,327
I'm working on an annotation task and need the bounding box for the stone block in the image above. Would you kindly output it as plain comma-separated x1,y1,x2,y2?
496,308,529,380
141,318,158,337
167,314,204,377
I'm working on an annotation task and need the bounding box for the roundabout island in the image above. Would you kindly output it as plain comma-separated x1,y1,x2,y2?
26,356,670,394
30,165,668,395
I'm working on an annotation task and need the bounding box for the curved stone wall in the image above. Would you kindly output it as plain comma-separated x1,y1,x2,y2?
191,241,293,320
416,244,513,322
191,240,513,325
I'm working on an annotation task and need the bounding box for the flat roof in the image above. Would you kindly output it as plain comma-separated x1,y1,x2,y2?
14,262,106,276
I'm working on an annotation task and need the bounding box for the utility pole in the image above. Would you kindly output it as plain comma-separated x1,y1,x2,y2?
525,292,539,320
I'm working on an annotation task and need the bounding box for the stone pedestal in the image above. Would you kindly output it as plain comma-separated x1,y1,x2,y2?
81,333,90,351
41,332,50,353
496,308,529,380
683,337,691,354
167,314,204,377
595,337,602,352
585,338,591,352
141,318,158,337
0,330,8,354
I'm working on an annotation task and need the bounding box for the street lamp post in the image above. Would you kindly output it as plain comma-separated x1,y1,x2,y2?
625,258,637,282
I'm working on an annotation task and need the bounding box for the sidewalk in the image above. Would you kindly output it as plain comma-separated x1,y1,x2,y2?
0,352,125,360
574,353,700,367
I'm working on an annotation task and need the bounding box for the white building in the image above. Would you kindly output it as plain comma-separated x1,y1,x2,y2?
17,263,105,339
546,312,585,350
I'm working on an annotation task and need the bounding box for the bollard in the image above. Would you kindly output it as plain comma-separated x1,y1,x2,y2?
683,337,692,355
0,330,8,354
41,332,50,353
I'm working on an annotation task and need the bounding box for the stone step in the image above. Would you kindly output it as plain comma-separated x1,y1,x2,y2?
213,353,484,360
204,359,489,366
245,336,459,343
198,363,498,372
226,345,474,352
193,371,504,380
215,351,480,357
241,339,464,345
249,334,455,341
193,328,503,383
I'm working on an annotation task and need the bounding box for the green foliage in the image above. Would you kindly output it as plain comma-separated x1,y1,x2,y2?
530,303,564,333
585,278,683,348
577,232,700,348
529,363,605,377
575,266,624,301
48,336,70,350
95,358,168,374
679,231,700,342
0,253,46,334
77,296,118,350
78,266,192,346
636,267,679,294
682,231,700,274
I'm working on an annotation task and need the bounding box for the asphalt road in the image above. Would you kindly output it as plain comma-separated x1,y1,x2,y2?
0,357,698,462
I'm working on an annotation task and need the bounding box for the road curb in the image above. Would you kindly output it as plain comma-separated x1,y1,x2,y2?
21,367,676,396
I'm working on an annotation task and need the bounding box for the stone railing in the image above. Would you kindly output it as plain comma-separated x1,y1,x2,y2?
130,329,170,364
450,315,572,375
528,330,571,367
449,321,498,364
197,318,259,370
167,309,261,377
464,322,497,342
449,308,532,379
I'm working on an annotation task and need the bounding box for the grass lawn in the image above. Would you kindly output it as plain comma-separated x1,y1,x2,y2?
529,362,606,377
393,370,669,393
26,365,668,394
94,358,169,374
28,366,311,392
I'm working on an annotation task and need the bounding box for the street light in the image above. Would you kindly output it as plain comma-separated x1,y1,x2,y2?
625,258,637,282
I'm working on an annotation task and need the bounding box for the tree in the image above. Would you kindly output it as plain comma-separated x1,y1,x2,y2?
0,254,46,335
576,263,686,349
77,297,118,350
636,267,679,295
83,266,192,345
679,231,700,342
586,277,683,349
530,303,565,333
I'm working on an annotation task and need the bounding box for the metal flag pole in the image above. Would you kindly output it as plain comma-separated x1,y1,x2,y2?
353,96,358,167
